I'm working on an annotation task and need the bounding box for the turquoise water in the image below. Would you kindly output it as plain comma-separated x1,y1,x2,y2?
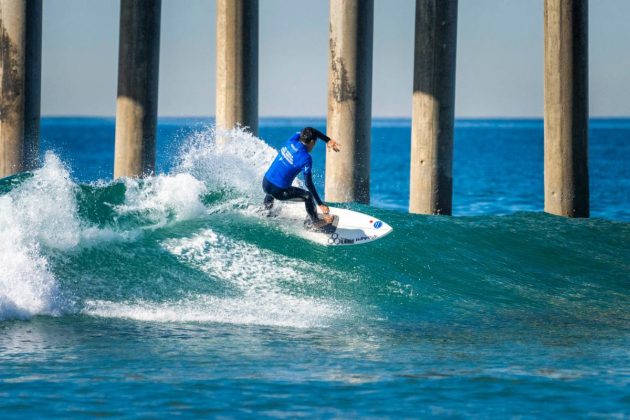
0,119,628,417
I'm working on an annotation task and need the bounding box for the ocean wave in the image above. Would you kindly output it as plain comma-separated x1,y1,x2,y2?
1,127,628,330
0,127,332,322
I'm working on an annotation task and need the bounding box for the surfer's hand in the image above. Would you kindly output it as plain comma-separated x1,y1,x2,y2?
319,205,330,214
327,139,341,152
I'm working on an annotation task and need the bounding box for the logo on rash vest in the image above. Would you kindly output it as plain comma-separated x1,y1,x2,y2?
280,147,294,164
373,221,383,229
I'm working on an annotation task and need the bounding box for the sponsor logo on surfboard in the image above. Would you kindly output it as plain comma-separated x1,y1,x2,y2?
373,221,383,229
328,233,354,245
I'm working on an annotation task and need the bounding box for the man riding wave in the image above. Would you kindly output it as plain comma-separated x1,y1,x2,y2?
262,127,341,228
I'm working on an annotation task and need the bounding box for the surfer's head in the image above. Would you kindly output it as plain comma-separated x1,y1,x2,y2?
299,127,317,143
299,127,317,152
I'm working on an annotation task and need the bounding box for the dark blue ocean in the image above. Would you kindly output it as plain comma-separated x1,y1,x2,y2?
0,117,628,417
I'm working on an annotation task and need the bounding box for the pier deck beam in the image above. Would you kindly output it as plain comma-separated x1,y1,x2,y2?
0,0,42,178
216,0,258,136
325,0,373,204
114,0,161,179
544,0,589,217
409,0,458,215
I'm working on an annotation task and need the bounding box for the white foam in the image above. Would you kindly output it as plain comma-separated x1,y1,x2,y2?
174,126,279,199
0,154,75,320
0,153,183,321
83,294,341,328
166,229,345,327
11,153,82,250
115,173,208,227
84,228,346,328
0,207,59,320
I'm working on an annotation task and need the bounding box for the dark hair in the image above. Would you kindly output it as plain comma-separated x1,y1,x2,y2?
299,127,317,143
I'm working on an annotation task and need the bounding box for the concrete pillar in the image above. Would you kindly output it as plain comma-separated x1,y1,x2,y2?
544,0,589,217
325,0,373,204
0,0,42,178
114,0,161,179
409,0,458,215
216,0,258,135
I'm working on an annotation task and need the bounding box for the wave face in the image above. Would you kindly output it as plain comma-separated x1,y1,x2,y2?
0,122,628,416
0,126,627,330
0,128,348,327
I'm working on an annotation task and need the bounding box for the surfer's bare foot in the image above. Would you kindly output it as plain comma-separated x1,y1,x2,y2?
311,220,328,229
312,215,333,228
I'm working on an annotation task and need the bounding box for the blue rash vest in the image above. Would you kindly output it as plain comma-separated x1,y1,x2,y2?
264,133,313,189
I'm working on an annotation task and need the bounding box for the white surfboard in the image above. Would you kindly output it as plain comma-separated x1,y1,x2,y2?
265,203,393,246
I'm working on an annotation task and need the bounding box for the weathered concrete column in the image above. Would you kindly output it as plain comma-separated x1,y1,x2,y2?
544,0,589,217
114,0,161,179
325,0,373,204
216,0,258,135
409,0,458,215
0,0,42,178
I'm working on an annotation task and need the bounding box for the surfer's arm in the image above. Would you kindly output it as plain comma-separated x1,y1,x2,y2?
308,127,330,143
307,127,341,152
303,172,323,206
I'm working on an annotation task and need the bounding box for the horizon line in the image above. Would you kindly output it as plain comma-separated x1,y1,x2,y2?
40,115,630,120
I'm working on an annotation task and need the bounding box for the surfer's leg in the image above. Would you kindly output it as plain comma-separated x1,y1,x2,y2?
262,178,276,210
283,187,318,222
263,178,319,222
263,194,274,210
302,192,318,223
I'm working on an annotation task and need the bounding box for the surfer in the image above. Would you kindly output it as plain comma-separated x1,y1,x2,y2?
262,127,341,228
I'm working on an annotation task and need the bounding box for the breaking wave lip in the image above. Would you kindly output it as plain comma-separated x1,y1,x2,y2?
0,153,77,321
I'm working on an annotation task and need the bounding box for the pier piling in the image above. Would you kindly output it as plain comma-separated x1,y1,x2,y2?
0,0,42,178
544,0,589,217
216,0,258,135
325,0,373,204
409,0,458,215
114,0,161,179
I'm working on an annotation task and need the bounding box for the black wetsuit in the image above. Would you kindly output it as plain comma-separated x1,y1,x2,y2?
262,127,330,222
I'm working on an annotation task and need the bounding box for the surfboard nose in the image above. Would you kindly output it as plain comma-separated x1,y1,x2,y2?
376,220,393,235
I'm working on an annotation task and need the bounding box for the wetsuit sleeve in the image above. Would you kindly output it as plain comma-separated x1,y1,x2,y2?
304,172,323,206
305,127,331,143
302,157,323,205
